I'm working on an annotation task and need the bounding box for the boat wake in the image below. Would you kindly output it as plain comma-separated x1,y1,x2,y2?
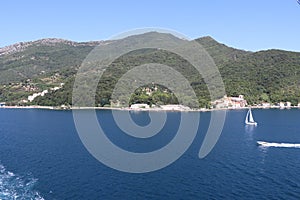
0,163,44,200
257,141,300,148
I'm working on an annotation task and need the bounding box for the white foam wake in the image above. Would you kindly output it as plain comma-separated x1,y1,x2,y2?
257,141,300,148
0,163,44,200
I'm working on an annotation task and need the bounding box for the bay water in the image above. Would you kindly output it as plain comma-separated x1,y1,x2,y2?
0,108,299,199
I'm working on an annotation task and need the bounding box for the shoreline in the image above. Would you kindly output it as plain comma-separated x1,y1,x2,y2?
0,105,299,112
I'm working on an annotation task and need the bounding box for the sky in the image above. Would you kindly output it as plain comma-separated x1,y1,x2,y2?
1,0,300,52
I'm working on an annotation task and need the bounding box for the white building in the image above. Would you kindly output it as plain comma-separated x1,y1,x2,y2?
130,103,150,109
212,95,247,109
261,102,271,108
279,102,285,108
160,104,190,111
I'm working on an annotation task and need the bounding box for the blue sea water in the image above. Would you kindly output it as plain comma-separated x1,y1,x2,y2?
0,108,300,199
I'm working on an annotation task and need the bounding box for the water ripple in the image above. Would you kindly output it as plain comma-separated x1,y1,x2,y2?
0,163,44,200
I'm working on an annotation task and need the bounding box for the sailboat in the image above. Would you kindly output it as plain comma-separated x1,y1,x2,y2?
245,108,257,126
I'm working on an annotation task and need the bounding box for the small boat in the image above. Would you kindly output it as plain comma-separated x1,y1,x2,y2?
257,141,268,146
257,141,300,148
245,108,257,126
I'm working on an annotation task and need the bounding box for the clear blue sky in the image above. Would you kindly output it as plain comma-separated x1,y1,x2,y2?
1,0,300,51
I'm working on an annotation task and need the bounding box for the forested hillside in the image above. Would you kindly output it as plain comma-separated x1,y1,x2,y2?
1,34,300,107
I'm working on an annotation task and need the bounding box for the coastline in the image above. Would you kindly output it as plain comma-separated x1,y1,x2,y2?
0,105,299,112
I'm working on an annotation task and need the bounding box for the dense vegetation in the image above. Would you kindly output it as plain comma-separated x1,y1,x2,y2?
1,34,300,107
0,41,94,84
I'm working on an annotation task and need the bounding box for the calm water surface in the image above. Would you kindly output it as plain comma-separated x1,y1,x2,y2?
0,108,300,199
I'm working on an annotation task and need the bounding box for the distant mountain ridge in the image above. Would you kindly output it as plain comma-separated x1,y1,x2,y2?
0,38,105,56
0,38,111,83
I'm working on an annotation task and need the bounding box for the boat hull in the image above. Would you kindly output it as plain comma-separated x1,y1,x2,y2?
245,122,257,126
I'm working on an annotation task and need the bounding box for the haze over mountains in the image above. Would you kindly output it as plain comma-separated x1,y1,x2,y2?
0,32,300,107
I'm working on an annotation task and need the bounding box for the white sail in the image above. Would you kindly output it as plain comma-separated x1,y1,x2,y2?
245,110,249,124
249,109,255,123
245,108,257,125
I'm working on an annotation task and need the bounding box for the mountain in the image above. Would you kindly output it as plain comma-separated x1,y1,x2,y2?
196,36,251,65
0,38,109,83
1,33,300,107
